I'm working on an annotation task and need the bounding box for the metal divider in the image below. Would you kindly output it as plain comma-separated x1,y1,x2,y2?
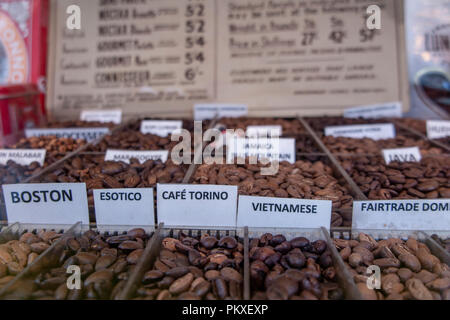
419,231,450,266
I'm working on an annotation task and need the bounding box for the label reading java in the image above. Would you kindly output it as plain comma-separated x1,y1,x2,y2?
382,147,421,164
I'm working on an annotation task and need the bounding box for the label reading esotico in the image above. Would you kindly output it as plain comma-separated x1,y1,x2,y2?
0,149,46,166
324,123,396,140
104,150,169,164
25,128,110,142
353,200,450,231
382,147,422,164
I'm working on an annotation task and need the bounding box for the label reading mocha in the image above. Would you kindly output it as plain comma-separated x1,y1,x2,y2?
426,120,450,139
105,150,169,164
157,184,238,227
382,147,422,164
140,120,183,137
194,104,248,121
25,128,110,142
226,138,296,163
2,183,89,225
353,200,450,231
324,123,396,140
237,196,331,230
246,125,282,137
93,188,155,229
0,149,46,166
80,109,122,124
343,102,403,119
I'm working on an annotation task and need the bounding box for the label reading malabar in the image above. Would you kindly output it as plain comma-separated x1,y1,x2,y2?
226,138,296,163
324,123,396,140
246,125,282,137
93,188,155,228
80,109,122,124
105,150,169,164
237,196,331,230
343,102,403,119
2,183,89,225
353,200,450,230
382,147,422,164
25,128,110,142
0,149,46,166
140,120,183,137
157,184,238,227
427,120,450,139
194,104,248,121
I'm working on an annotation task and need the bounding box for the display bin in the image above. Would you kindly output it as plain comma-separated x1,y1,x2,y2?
0,223,156,300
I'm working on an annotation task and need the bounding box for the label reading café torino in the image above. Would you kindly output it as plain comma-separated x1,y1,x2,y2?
352,199,450,231
2,183,89,225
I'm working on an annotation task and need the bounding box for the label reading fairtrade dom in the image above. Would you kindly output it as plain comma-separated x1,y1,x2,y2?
246,125,282,137
25,128,110,142
157,184,238,227
353,200,450,231
427,120,450,139
105,150,169,164
80,109,122,124
194,104,248,121
2,183,89,225
382,147,422,165
140,120,183,137
237,196,331,230
343,102,403,119
226,138,296,163
93,188,155,228
0,149,46,166
324,123,396,140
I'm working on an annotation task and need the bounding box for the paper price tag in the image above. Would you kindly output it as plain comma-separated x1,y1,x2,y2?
2,183,89,225
140,120,183,137
93,188,155,230
157,184,238,228
25,128,110,142
246,125,282,137
237,196,331,230
426,120,450,139
0,149,46,166
353,200,450,231
226,138,296,164
105,150,169,164
344,102,402,119
324,123,396,140
194,104,248,121
382,147,421,164
80,109,122,124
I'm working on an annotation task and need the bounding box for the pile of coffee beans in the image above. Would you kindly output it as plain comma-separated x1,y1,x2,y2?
340,156,450,199
335,233,450,300
133,233,243,300
250,233,342,300
0,161,41,186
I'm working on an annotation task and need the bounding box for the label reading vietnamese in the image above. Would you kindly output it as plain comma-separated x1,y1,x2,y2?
93,188,154,228
194,104,248,121
237,196,331,230
226,138,296,164
427,120,450,139
25,128,110,142
0,149,46,166
382,147,422,164
324,123,396,140
140,120,183,137
353,200,450,231
157,184,238,227
2,183,89,225
105,150,169,164
246,125,282,137
80,109,122,124
343,102,403,119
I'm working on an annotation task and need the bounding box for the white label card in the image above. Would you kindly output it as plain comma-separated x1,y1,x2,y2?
246,125,282,137
226,138,296,164
140,120,183,137
2,183,89,225
93,188,155,229
157,184,238,228
324,123,396,140
237,196,331,230
194,104,248,121
0,149,46,166
427,120,450,139
353,200,450,231
343,102,403,119
80,109,122,124
382,147,422,164
25,128,110,142
105,150,169,164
